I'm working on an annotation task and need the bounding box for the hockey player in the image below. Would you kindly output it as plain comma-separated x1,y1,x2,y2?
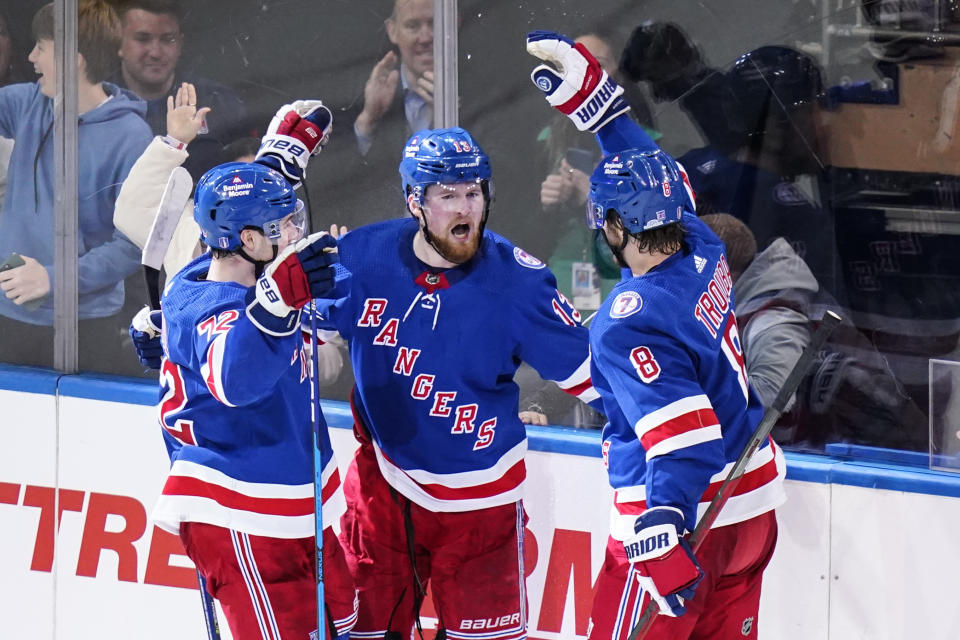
526,31,786,640
138,104,359,640
315,127,599,639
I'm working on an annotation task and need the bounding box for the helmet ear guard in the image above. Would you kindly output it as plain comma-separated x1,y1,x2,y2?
587,149,687,235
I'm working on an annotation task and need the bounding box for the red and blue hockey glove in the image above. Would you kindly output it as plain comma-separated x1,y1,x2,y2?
129,306,164,370
623,506,704,617
526,30,630,132
257,231,339,308
256,100,333,187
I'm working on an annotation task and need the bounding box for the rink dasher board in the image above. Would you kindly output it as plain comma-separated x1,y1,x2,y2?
1,365,959,639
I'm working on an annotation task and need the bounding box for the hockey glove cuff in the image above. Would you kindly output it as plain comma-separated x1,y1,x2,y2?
623,506,704,617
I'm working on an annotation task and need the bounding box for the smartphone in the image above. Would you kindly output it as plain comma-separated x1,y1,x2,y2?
0,252,25,272
565,148,597,175
0,253,43,311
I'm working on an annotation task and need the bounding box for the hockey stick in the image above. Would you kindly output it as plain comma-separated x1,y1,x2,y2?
626,310,843,640
309,301,327,640
142,166,192,310
140,167,222,640
300,179,328,640
197,573,222,640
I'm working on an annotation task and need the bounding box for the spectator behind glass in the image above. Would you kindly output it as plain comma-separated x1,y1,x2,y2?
324,0,435,228
701,213,927,451
532,30,656,311
699,213,815,412
113,0,250,183
620,24,838,299
0,10,29,88
0,0,152,371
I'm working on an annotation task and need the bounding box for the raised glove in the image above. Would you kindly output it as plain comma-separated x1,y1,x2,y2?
623,506,703,617
256,100,333,186
526,30,630,132
130,306,164,370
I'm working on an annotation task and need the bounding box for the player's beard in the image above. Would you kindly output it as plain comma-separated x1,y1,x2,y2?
424,221,482,265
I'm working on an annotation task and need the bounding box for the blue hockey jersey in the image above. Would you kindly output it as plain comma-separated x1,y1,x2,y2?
152,254,343,539
317,218,598,512
590,213,786,539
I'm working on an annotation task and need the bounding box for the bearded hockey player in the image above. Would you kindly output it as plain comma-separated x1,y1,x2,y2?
315,126,599,640
526,30,786,640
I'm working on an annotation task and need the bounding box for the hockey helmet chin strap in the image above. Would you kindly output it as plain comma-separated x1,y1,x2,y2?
601,217,631,270
238,243,279,279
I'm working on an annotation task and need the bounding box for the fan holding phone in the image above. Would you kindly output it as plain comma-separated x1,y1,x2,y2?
0,252,44,312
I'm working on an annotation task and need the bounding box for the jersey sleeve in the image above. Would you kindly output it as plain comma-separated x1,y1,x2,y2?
598,320,726,528
512,268,601,409
191,293,304,408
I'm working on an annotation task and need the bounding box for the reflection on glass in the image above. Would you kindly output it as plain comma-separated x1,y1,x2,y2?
448,1,960,452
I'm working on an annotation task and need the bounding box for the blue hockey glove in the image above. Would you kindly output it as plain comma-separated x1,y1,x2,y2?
129,306,164,370
256,100,333,187
623,506,704,617
526,30,630,132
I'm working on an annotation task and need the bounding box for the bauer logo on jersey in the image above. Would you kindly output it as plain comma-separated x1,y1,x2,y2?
513,247,545,269
610,291,642,318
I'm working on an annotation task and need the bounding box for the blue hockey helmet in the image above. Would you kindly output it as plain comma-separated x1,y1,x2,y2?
399,127,493,209
586,148,686,234
193,162,304,252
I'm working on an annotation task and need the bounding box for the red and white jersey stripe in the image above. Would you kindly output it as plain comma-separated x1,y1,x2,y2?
153,457,346,539
372,438,528,513
555,353,600,404
633,394,722,461
607,438,785,541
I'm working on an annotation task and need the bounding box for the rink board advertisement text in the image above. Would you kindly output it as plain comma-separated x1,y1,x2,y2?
1,369,959,639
